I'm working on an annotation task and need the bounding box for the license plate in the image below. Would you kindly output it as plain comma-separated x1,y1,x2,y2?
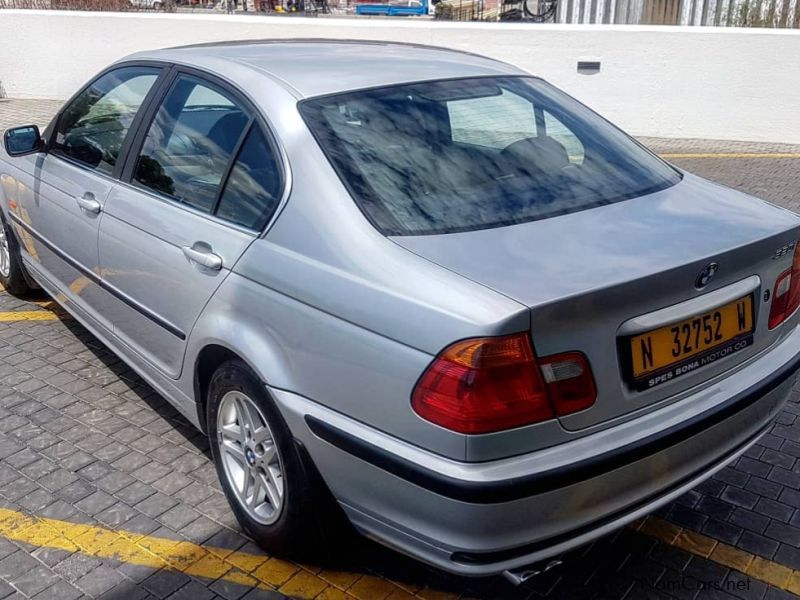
629,295,754,389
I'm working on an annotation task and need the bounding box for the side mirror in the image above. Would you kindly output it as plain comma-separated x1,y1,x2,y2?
3,125,43,157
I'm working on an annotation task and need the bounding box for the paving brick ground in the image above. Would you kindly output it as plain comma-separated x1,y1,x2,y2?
1,99,800,599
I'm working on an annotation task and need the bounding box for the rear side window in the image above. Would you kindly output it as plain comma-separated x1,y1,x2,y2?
216,126,282,230
52,66,160,175
300,76,681,236
133,74,250,214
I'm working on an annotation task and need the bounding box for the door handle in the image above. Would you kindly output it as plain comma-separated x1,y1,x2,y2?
182,245,223,270
76,193,101,214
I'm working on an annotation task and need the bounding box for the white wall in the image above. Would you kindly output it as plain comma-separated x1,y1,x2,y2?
1,10,799,141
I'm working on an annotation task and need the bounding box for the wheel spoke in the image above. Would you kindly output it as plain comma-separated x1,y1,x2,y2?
239,471,249,501
242,472,252,505
260,442,277,466
248,475,262,508
251,425,272,446
268,465,283,498
220,444,247,493
231,402,249,446
261,470,281,509
220,422,244,449
221,439,246,464
235,396,256,437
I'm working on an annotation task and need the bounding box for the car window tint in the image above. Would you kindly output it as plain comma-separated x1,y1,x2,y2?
133,74,250,214
300,77,682,236
447,89,536,149
544,110,584,165
216,126,282,230
52,67,160,175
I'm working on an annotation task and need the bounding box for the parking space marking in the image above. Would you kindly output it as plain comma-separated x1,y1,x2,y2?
1,505,793,599
636,516,800,594
660,152,800,159
0,309,60,321
0,506,430,599
0,505,304,595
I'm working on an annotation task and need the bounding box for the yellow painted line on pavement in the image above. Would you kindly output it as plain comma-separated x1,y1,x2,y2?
0,507,435,600
660,152,800,159
635,516,800,594
1,503,794,598
0,310,59,321
0,474,791,597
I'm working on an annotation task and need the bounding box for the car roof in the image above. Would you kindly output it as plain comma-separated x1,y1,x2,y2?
124,39,527,98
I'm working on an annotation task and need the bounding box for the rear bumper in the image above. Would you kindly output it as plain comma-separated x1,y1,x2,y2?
273,324,800,577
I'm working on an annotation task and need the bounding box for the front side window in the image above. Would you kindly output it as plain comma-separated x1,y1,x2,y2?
133,74,250,214
300,76,681,236
52,66,160,175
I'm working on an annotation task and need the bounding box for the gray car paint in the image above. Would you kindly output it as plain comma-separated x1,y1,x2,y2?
9,153,117,333
395,173,800,431
0,40,798,576
98,181,256,378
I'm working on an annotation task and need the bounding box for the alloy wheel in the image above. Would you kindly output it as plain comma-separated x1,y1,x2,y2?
0,227,10,279
216,390,285,524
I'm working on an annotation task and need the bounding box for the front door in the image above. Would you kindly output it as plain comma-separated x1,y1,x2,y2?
98,72,284,377
11,65,163,327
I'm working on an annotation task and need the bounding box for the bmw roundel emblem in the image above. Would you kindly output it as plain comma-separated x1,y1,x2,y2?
695,262,719,289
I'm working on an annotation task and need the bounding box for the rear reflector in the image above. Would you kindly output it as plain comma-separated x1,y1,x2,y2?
411,334,596,434
540,352,597,416
769,243,800,329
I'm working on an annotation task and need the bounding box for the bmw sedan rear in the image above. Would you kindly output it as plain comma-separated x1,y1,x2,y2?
284,71,800,578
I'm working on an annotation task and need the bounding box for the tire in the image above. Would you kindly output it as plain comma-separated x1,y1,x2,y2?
207,360,349,561
0,212,30,296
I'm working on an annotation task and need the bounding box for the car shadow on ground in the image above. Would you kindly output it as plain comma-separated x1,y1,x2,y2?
27,290,553,599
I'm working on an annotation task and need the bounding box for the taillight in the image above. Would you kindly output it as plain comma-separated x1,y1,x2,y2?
769,243,800,329
411,333,596,434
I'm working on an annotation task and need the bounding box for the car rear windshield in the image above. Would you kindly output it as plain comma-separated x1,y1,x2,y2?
300,76,682,236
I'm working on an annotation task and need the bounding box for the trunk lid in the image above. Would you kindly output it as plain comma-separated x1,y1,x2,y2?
392,174,800,430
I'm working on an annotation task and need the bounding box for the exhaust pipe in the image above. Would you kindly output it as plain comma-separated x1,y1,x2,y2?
502,559,563,586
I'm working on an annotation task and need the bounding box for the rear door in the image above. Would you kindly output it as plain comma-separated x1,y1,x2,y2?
11,65,163,324
99,69,285,378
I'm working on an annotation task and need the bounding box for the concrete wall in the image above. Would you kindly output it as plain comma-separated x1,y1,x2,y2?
1,10,799,141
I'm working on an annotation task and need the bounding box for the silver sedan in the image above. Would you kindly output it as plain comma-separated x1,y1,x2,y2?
1,40,799,581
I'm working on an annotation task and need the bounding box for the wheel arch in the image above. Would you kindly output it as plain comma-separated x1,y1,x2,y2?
190,335,293,433
194,344,239,433
186,278,300,434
